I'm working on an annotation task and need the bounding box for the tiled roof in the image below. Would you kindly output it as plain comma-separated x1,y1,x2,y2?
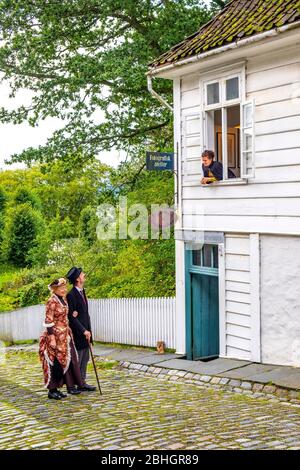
149,0,300,69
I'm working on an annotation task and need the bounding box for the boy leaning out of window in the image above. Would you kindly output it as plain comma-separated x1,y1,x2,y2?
201,150,236,185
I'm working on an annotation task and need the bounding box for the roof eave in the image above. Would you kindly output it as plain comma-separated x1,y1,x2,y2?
147,20,300,79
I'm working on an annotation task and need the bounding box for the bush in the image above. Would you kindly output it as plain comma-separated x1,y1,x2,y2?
3,203,45,268
0,263,64,311
0,186,8,248
14,188,42,210
26,229,53,267
0,186,7,213
19,279,49,307
0,292,19,312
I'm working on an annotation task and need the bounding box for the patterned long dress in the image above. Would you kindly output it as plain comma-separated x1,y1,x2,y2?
39,294,83,390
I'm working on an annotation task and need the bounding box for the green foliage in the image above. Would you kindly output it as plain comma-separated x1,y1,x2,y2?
101,238,175,298
0,0,211,165
79,206,99,247
48,215,77,240
0,263,24,311
0,263,62,312
18,279,49,307
26,229,53,267
2,203,45,268
210,0,230,13
14,188,42,210
0,186,7,247
0,292,18,312
0,186,7,212
0,160,109,225
0,153,176,309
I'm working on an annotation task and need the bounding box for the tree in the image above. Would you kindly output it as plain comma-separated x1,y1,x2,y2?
79,205,99,246
0,186,7,247
210,0,230,14
0,1,211,165
3,204,44,267
0,186,7,213
14,187,42,210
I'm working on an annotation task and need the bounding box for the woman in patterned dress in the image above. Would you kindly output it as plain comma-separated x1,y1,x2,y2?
39,278,83,400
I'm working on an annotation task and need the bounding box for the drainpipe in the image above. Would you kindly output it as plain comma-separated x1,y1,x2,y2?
147,72,182,234
147,75,173,112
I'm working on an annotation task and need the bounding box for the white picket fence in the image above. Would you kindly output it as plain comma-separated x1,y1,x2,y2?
0,297,176,349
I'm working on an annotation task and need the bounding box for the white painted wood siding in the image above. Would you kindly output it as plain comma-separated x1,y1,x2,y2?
223,234,260,361
179,45,300,235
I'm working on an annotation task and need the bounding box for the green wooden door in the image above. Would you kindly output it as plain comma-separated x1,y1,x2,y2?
191,273,219,360
186,244,219,361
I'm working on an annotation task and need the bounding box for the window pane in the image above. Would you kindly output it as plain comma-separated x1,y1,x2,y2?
242,151,253,173
244,103,253,127
213,246,219,268
203,245,212,267
207,82,220,105
243,129,253,151
226,77,239,100
206,109,221,161
192,250,201,266
192,245,219,269
226,105,240,177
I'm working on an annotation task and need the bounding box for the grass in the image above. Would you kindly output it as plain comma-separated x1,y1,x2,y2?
88,359,118,370
4,339,176,355
93,340,176,354
1,339,38,347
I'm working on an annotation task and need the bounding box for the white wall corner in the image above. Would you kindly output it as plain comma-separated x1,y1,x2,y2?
250,233,261,362
175,239,186,354
218,242,226,357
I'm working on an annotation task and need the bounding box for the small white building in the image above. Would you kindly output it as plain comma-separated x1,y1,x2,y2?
147,0,300,366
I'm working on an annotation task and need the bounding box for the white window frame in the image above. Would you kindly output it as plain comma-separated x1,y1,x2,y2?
200,64,255,184
204,73,242,111
182,111,204,183
241,100,255,179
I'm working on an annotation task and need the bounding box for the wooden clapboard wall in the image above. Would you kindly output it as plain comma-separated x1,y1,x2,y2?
224,234,252,360
218,233,260,362
179,43,300,236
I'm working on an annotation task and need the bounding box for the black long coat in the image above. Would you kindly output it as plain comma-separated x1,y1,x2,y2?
67,287,93,351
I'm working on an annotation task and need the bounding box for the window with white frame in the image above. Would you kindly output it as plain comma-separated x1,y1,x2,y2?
202,72,255,181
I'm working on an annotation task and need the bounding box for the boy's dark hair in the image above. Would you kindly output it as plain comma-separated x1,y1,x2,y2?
202,150,215,160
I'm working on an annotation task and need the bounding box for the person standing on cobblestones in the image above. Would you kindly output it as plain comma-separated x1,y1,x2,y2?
66,267,96,392
39,278,83,400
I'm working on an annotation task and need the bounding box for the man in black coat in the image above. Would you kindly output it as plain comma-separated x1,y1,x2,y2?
66,266,96,392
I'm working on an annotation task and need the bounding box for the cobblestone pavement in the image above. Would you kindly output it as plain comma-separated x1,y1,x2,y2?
1,350,300,450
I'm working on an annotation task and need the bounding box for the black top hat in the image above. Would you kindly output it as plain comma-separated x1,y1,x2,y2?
66,266,82,284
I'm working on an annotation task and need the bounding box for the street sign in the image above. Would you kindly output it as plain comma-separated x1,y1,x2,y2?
146,151,174,171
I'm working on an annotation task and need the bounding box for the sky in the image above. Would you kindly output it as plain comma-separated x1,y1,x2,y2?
0,82,125,170
0,0,212,171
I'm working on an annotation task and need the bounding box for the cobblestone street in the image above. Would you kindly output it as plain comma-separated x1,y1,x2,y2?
1,350,300,450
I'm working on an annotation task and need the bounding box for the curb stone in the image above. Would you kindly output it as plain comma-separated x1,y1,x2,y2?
118,361,300,405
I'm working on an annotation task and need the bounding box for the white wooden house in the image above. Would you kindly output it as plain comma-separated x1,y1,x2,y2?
147,0,300,366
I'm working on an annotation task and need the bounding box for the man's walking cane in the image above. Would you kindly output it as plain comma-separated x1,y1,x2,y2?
88,339,103,396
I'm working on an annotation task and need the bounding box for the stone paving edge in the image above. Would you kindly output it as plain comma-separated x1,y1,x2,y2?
118,361,300,405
